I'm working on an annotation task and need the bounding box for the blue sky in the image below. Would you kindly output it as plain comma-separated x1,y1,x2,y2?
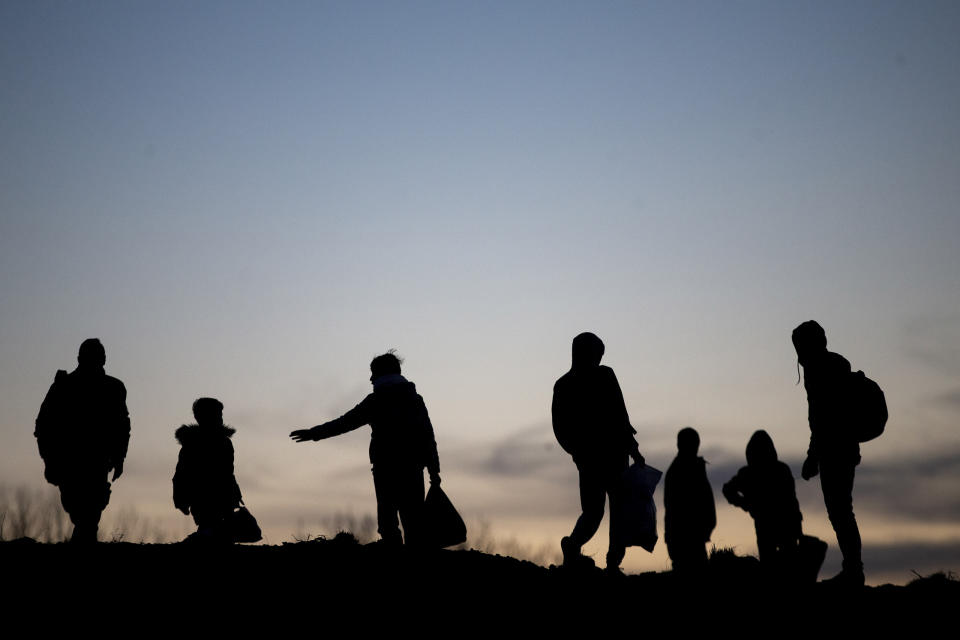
2,1,959,582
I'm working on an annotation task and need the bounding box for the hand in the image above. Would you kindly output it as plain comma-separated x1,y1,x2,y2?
631,451,645,467
290,428,317,442
112,462,124,481
429,471,441,487
801,456,819,480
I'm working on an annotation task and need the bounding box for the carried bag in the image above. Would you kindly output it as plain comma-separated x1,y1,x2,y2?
849,370,887,443
796,533,828,583
227,506,262,543
423,485,467,548
615,463,662,552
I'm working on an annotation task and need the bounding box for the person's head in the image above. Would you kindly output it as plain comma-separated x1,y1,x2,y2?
792,320,827,366
370,351,403,382
77,338,106,369
571,332,604,370
677,427,700,456
745,429,778,467
193,397,224,426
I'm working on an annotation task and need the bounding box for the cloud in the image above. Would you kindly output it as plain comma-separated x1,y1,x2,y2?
448,425,960,526
863,540,960,577
901,315,960,376
934,388,960,410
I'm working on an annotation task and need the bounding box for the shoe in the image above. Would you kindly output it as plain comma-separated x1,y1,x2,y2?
822,569,865,587
605,565,625,578
560,536,595,569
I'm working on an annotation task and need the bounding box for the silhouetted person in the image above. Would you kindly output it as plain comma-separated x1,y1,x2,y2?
723,430,802,573
34,339,130,543
290,352,441,547
173,398,244,542
664,427,716,572
793,320,864,586
553,332,644,573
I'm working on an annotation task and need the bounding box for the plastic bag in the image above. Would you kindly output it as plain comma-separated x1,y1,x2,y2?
227,506,262,543
423,485,467,548
615,463,662,552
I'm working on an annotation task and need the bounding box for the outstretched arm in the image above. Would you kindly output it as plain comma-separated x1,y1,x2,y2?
290,398,371,442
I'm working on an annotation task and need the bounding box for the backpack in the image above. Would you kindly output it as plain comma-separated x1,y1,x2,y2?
849,370,887,442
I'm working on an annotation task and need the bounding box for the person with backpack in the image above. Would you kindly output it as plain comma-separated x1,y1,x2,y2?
290,351,441,547
552,332,644,574
792,320,869,586
34,339,130,543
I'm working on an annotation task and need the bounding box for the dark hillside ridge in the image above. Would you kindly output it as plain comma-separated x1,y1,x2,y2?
3,534,955,630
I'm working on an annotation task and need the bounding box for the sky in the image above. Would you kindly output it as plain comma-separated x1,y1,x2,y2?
1,1,958,584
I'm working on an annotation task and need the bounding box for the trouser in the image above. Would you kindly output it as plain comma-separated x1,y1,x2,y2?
191,503,235,539
569,456,628,568
58,470,111,542
754,519,799,574
372,464,425,546
819,459,862,573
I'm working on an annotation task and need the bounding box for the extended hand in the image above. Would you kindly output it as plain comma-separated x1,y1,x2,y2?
112,462,124,481
290,428,317,442
801,456,819,480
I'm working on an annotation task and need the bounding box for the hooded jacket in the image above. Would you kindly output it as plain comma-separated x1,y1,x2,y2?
308,375,441,474
722,431,802,539
552,365,639,466
173,423,242,515
802,350,860,464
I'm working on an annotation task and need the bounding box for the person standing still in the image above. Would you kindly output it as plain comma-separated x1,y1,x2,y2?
793,320,864,586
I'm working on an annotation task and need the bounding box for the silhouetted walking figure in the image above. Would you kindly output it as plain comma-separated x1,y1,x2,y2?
290,352,441,547
664,427,716,572
723,430,802,573
173,398,245,542
553,332,644,572
34,339,130,542
793,320,864,586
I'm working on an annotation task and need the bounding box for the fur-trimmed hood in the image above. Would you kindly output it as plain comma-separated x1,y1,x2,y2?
175,423,236,444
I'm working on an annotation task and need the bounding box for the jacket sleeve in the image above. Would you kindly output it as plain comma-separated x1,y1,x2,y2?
309,396,372,440
551,379,577,456
604,368,640,455
173,446,191,512
722,470,748,512
228,439,243,506
420,397,441,476
703,466,717,539
111,381,131,468
35,370,67,464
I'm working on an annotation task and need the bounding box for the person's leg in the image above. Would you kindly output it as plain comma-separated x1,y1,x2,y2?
372,466,403,546
60,471,110,543
605,461,628,570
568,464,606,550
820,461,863,578
396,467,426,547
